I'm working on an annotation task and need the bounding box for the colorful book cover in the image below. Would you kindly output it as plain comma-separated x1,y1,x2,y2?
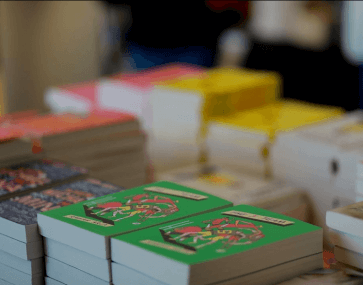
112,204,321,264
37,181,232,258
0,158,88,200
111,204,322,285
0,178,123,243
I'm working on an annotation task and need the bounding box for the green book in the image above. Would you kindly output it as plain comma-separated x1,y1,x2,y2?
37,181,232,259
111,204,323,285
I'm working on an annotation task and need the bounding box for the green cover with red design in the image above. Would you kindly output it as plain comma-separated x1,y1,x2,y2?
38,181,232,238
112,204,322,265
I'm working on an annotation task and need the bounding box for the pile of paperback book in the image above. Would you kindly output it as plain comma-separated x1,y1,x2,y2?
37,181,323,285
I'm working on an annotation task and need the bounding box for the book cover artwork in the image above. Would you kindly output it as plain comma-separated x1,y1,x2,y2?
39,182,232,238
0,178,120,226
141,210,294,255
83,191,181,226
0,159,87,197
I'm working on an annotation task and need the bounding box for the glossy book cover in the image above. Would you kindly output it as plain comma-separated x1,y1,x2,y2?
112,204,322,265
0,158,88,199
38,181,232,238
0,178,123,226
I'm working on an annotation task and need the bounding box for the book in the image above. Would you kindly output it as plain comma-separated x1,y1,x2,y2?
326,201,363,238
0,262,43,285
158,165,312,222
14,111,138,148
329,229,363,255
0,158,88,201
45,277,65,285
0,139,35,166
0,249,43,275
0,233,43,260
0,278,15,285
110,204,322,285
274,111,363,228
355,179,363,196
0,178,123,244
157,164,268,203
278,268,363,285
111,253,322,285
334,246,363,271
44,237,110,282
45,256,109,285
358,160,363,179
37,181,233,259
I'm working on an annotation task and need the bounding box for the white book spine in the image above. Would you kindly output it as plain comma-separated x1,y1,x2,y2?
355,195,363,203
329,229,363,255
357,160,363,179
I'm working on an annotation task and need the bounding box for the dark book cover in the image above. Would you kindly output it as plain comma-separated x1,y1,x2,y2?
0,178,124,226
0,158,88,200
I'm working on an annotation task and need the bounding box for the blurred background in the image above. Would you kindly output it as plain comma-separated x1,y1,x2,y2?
0,1,359,114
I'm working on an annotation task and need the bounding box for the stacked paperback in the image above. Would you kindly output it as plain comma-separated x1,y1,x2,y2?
274,110,363,231
110,204,322,285
326,200,363,275
356,160,363,202
9,111,147,188
0,160,90,285
37,181,323,285
0,138,38,167
38,181,233,285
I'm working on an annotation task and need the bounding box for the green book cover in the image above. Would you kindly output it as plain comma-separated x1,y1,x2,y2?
37,181,232,259
112,204,321,264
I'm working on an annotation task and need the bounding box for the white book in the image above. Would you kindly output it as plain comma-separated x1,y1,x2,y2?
0,249,43,275
44,238,110,282
45,257,109,285
274,111,363,229
157,164,269,204
0,233,43,260
44,87,93,115
0,279,15,285
329,229,363,255
0,262,43,285
357,160,363,179
334,246,363,271
97,79,154,132
326,201,363,237
44,277,65,285
111,253,323,285
355,179,363,196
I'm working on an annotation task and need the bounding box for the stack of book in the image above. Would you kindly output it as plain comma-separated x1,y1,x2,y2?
0,159,89,285
38,181,233,285
158,165,312,223
12,111,147,188
0,139,37,167
110,204,323,285
278,268,363,285
326,201,363,275
356,160,363,202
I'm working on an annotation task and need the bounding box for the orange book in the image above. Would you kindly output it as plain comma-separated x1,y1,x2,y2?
14,111,136,138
